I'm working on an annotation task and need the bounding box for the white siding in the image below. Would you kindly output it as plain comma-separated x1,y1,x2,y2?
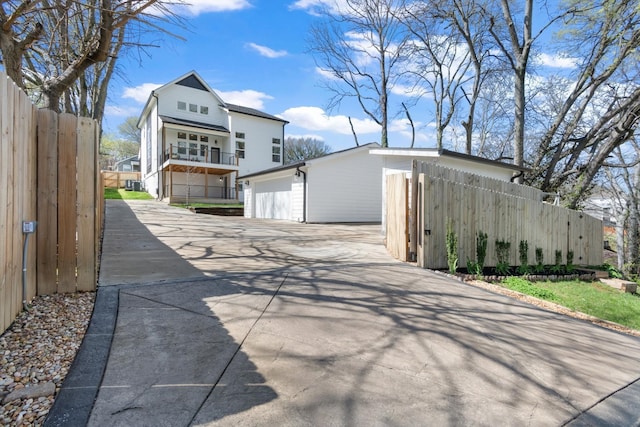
230,113,284,177
253,176,293,220
156,85,227,129
243,187,253,218
306,150,383,223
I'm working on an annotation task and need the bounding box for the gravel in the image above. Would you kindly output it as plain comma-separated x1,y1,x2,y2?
0,292,95,427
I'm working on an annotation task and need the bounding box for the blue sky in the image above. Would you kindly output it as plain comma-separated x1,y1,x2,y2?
104,0,387,152
103,0,575,153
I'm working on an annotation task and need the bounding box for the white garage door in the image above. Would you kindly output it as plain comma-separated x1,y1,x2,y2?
254,177,292,220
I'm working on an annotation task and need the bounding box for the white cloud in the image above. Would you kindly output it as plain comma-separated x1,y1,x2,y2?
104,105,142,117
122,83,162,103
280,106,380,135
285,133,326,141
537,53,578,69
174,0,252,16
217,89,273,110
246,43,288,58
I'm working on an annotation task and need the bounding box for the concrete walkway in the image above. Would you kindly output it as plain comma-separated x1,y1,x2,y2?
46,200,640,426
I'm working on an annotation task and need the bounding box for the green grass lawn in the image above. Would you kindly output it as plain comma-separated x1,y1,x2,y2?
500,277,640,330
104,188,154,200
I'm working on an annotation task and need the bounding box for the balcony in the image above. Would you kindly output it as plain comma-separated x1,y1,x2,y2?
162,144,238,175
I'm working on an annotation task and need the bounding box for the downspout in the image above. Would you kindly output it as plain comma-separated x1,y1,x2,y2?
296,166,307,223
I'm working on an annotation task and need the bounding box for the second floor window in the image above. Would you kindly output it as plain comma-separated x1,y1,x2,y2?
236,141,245,159
272,138,281,162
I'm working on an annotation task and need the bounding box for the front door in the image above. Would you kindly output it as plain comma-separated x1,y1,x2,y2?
211,147,220,164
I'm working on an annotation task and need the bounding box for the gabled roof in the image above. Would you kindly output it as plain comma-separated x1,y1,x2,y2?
369,147,529,172
238,142,380,180
137,71,288,128
227,104,288,124
159,115,230,133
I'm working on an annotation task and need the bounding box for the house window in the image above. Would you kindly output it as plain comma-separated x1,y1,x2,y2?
200,106,209,115
237,182,244,192
236,141,245,159
177,141,187,155
235,132,245,139
189,143,198,156
177,132,186,139
177,101,186,110
189,133,198,141
189,103,198,113
200,144,207,157
200,135,209,142
272,138,281,162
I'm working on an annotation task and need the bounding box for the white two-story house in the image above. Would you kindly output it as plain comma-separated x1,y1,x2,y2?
137,71,288,203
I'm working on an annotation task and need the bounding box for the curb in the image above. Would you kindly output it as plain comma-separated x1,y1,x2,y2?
43,286,119,427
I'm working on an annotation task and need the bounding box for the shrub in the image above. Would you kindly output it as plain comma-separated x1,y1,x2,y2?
551,250,564,274
535,247,544,273
517,240,531,275
566,250,575,273
446,219,458,274
495,239,511,276
476,231,488,272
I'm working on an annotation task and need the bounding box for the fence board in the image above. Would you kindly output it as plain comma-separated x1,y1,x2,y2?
415,177,603,269
385,174,409,261
0,71,102,334
102,170,141,188
6,79,18,328
0,74,10,331
57,114,79,293
77,118,97,291
37,110,59,295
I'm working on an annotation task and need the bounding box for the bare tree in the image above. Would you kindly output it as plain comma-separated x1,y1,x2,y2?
526,0,640,207
284,137,332,164
309,0,409,147
601,139,640,276
0,0,183,118
486,0,571,178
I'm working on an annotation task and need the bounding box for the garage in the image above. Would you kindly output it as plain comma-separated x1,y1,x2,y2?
253,176,292,220
240,143,382,223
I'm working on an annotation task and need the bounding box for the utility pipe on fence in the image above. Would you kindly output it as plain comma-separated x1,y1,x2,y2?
22,221,37,311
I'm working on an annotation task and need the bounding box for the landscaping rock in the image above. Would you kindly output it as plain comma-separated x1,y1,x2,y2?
2,382,55,404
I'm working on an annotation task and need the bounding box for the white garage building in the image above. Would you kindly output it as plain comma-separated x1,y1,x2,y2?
240,143,382,223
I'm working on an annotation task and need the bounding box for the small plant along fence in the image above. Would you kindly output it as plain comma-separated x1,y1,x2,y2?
102,171,141,188
0,72,102,334
386,161,603,272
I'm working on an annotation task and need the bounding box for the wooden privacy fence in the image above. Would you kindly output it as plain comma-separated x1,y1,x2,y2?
0,72,102,334
386,162,603,269
102,170,141,188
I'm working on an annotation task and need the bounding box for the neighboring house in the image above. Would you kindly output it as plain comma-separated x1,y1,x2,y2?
240,143,382,223
113,155,140,172
137,71,288,203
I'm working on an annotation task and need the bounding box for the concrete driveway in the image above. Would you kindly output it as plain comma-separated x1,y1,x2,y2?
47,200,640,426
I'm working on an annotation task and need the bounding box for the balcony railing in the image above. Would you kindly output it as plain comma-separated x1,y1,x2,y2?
166,184,237,200
164,144,236,166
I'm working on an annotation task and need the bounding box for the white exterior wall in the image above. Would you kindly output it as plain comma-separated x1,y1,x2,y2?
140,103,160,197
243,186,253,218
156,85,228,128
230,113,283,176
306,150,383,223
